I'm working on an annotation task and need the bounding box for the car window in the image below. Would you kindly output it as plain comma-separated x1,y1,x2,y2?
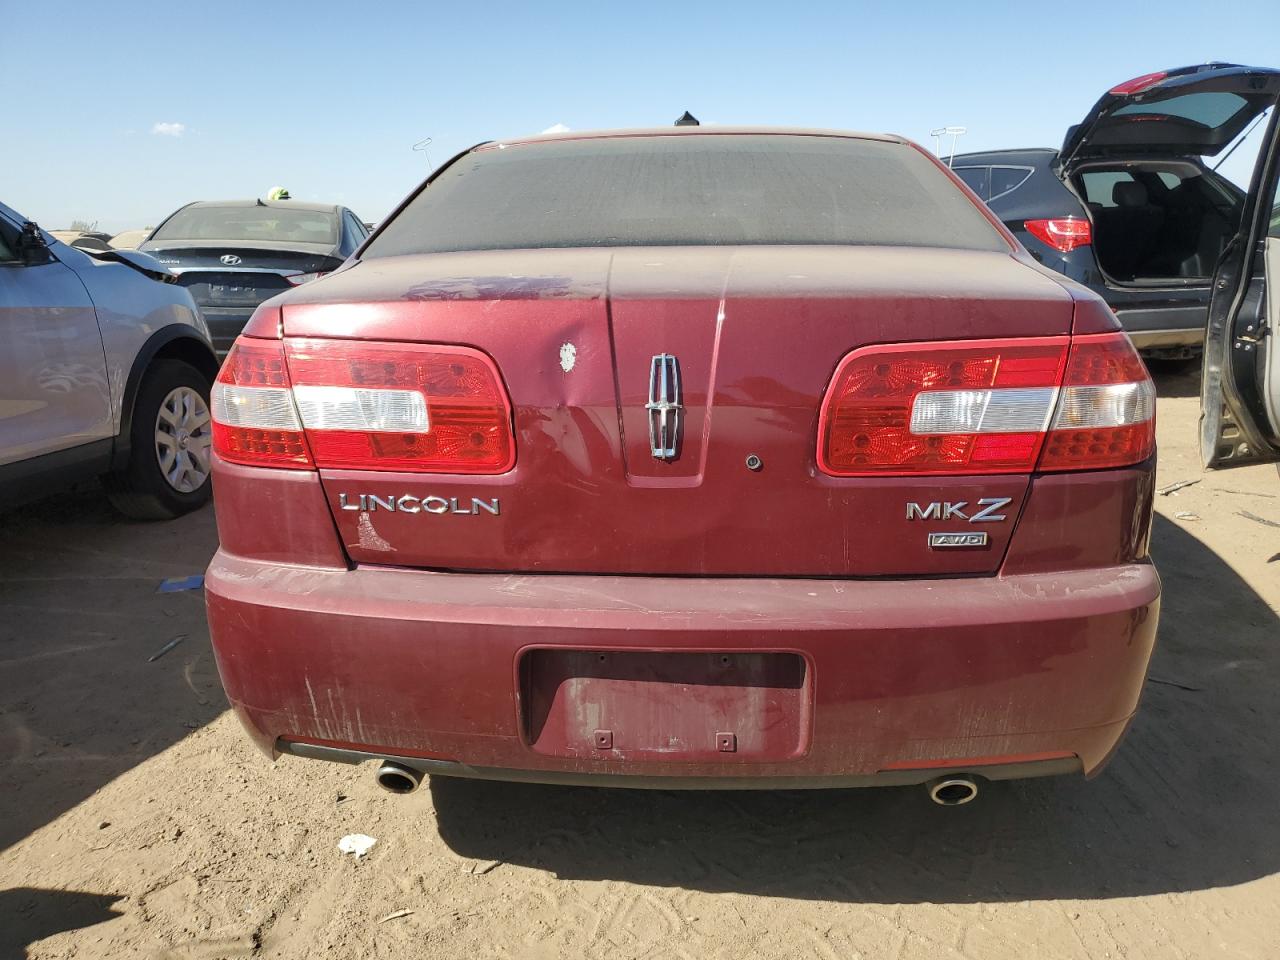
365,135,1009,255
152,206,339,244
345,212,367,242
1080,171,1137,207
988,166,1034,201
953,166,990,200
0,230,15,263
1114,91,1249,128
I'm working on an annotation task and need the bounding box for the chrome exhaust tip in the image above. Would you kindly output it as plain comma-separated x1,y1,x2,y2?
927,775,979,806
375,761,423,795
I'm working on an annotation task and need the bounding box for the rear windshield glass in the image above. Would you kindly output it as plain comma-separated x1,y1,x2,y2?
364,135,1008,256
152,206,337,244
1114,92,1248,128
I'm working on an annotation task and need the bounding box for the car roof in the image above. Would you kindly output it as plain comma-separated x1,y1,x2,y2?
950,148,1058,164
487,126,907,150
180,199,342,214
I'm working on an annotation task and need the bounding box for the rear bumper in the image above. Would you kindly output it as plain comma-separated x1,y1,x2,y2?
1112,306,1206,350
196,305,256,356
206,553,1160,787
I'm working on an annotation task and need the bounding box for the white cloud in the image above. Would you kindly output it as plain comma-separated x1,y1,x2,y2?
540,123,570,135
152,121,186,138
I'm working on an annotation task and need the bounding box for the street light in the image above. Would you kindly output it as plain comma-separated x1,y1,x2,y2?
412,137,434,170
930,126,968,167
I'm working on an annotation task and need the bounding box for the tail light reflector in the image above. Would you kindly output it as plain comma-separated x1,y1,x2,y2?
1024,218,1092,253
818,332,1153,477
211,336,515,474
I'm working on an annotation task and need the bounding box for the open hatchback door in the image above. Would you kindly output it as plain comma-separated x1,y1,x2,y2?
1060,63,1280,165
1201,78,1280,469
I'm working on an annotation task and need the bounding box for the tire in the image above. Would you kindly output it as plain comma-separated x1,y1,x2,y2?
103,359,213,520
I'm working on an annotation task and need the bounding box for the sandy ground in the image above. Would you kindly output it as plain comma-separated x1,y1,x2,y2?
2,363,1279,960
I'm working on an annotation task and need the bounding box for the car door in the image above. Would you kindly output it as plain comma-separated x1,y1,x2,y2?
0,212,112,465
1200,102,1280,468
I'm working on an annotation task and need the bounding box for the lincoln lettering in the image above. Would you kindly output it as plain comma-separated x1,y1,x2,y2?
337,493,501,516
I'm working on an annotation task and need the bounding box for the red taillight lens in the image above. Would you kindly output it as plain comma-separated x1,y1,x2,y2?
284,339,514,473
817,332,1154,477
1024,218,1092,253
211,339,314,469
211,337,515,474
1109,71,1168,96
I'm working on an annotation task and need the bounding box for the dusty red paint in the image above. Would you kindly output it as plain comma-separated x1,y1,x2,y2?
206,550,1158,778
205,136,1159,787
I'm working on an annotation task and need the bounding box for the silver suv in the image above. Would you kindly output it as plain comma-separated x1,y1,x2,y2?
0,200,219,519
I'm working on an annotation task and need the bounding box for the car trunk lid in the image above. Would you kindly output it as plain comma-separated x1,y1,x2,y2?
279,247,1076,577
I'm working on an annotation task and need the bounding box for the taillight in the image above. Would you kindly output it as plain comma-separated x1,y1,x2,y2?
1024,218,1092,253
817,332,1153,477
1108,71,1168,96
285,339,514,473
285,271,329,286
211,338,314,469
1039,333,1155,470
211,337,515,474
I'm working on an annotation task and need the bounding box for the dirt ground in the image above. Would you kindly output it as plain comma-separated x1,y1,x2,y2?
2,363,1278,960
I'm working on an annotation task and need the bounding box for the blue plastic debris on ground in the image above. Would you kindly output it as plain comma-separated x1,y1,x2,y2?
156,575,204,593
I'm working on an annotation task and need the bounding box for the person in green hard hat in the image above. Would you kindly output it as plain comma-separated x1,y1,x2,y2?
267,186,291,200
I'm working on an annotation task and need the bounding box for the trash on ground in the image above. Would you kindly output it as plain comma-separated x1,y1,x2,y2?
1147,676,1203,692
1157,479,1201,496
157,575,204,593
470,859,502,875
338,834,377,858
377,909,414,924
147,635,187,662
1238,511,1280,529
1174,512,1201,521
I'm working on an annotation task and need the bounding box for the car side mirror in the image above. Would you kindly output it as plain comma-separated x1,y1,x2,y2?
16,221,53,265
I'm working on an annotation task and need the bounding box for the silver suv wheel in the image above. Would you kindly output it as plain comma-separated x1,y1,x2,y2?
155,385,212,493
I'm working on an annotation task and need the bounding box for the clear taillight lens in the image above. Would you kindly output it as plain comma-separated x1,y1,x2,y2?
817,332,1154,477
211,336,515,474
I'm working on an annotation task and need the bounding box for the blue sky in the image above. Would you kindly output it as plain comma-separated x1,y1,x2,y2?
7,0,1280,232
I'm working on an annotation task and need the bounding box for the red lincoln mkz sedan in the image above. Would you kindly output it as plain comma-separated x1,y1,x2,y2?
205,126,1161,806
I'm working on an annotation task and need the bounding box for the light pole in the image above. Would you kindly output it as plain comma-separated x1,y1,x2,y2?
929,126,968,167
412,137,434,171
